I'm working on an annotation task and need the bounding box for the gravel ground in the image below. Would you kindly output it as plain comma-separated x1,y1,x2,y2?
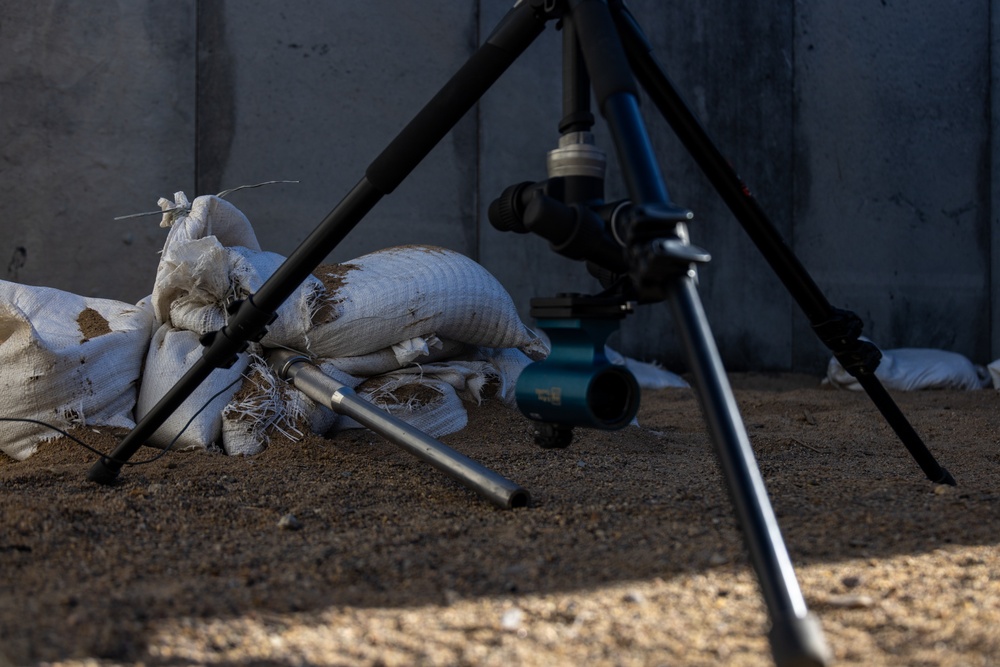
1,372,998,666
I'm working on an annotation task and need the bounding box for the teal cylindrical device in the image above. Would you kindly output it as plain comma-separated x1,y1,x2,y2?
516,316,640,430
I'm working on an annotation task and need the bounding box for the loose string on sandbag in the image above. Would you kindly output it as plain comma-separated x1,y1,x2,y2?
0,377,241,467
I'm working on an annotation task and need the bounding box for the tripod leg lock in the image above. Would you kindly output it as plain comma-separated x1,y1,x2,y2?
199,297,278,369
811,307,882,378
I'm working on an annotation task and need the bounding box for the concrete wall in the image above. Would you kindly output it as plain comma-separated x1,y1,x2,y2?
0,1,195,300
1,1,994,374
793,1,993,370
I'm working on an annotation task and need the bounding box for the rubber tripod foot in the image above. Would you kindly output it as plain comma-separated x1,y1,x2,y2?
86,457,121,486
933,466,957,487
768,613,832,667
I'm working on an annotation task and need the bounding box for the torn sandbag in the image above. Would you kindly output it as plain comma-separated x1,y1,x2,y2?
142,198,551,453
470,347,537,406
0,281,154,460
218,363,472,455
349,374,468,438
150,193,260,327
222,356,312,456
308,246,549,361
153,236,324,349
220,356,366,455
217,347,531,455
826,344,989,391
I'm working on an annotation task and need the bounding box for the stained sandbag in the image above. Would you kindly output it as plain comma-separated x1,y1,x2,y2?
0,281,154,460
148,192,322,350
219,356,472,454
217,347,531,455
221,356,373,455
220,355,361,456
471,347,537,406
332,353,532,438
221,357,317,456
347,374,468,438
385,360,501,404
308,246,549,360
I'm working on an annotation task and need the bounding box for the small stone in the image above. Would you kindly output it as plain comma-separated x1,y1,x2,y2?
501,607,524,631
709,553,729,566
624,590,647,604
841,575,863,589
278,513,302,531
826,594,875,609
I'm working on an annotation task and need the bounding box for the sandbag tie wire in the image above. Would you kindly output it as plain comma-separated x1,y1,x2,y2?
112,181,299,226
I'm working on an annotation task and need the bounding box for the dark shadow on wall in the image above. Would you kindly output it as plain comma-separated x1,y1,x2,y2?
196,0,236,196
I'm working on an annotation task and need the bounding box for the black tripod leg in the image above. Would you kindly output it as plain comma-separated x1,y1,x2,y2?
566,2,830,664
612,2,954,486
86,1,549,484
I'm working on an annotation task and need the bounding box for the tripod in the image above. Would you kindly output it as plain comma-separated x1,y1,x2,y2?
87,1,956,664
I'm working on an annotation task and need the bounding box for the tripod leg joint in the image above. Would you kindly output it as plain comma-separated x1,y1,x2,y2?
199,297,278,369
812,307,882,378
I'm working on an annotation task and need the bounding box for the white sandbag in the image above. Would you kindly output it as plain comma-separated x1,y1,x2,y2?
154,238,323,349
473,347,537,406
987,359,1000,389
221,358,313,456
307,246,548,360
153,236,232,328
603,346,689,389
218,347,528,453
136,324,249,450
357,348,539,414
149,192,321,348
158,192,260,253
387,360,499,404
0,281,154,460
222,356,469,448
341,374,468,438
340,352,531,434
324,336,473,377
530,329,687,390
826,345,988,391
150,193,259,326
221,356,370,455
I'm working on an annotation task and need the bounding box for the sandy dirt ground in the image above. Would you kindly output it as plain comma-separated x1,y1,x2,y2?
1,372,998,666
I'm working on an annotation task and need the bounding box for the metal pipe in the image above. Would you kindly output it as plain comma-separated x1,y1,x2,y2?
267,349,530,510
